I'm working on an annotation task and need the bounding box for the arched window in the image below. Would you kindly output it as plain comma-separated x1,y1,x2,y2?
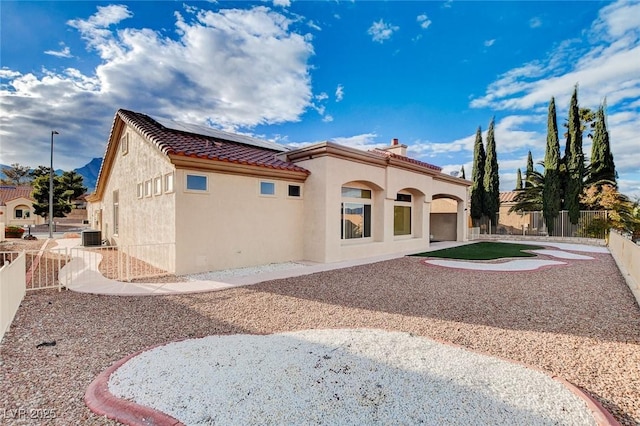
14,205,31,219
341,186,372,239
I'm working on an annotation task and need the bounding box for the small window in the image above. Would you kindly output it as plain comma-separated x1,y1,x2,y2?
144,180,152,197
154,177,162,195
164,173,174,193
186,174,207,191
120,134,129,155
342,187,371,199
260,181,275,196
15,209,23,219
288,185,301,197
396,193,412,202
137,183,143,199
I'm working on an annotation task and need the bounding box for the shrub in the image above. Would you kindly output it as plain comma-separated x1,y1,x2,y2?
5,226,25,238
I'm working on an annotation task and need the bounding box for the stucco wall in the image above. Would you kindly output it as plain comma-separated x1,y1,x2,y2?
294,154,465,263
430,213,457,241
2,198,44,226
173,170,305,274
88,127,177,272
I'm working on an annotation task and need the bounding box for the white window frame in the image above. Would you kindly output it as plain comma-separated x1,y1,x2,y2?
394,192,413,237
185,173,208,192
164,172,174,193
144,180,152,197
137,183,143,199
287,184,302,198
154,176,162,195
259,180,276,197
341,186,373,241
120,133,129,155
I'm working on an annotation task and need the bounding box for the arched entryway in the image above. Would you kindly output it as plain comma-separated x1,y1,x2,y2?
430,194,465,241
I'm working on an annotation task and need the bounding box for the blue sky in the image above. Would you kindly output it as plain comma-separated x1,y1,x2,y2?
1,0,639,198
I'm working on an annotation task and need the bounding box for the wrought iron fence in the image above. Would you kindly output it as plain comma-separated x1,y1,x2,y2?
471,210,609,239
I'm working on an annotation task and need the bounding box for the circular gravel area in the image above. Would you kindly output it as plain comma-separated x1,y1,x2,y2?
107,329,599,425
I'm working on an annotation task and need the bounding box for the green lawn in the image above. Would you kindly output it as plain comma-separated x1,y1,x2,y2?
412,241,545,260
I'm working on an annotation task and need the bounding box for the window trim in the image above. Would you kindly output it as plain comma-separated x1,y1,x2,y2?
137,183,143,199
287,184,302,198
259,180,276,197
144,180,152,198
185,173,209,192
394,192,412,237
113,190,119,236
164,172,175,193
120,133,129,155
154,176,162,196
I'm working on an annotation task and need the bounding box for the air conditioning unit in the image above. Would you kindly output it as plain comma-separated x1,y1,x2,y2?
82,230,102,247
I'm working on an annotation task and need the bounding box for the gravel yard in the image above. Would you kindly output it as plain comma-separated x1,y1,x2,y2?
1,249,640,425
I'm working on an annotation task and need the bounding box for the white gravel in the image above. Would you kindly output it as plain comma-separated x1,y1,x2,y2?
530,250,595,260
108,329,597,426
424,258,566,271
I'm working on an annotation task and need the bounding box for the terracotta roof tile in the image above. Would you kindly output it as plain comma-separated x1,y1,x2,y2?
500,191,520,203
117,110,310,174
0,186,34,206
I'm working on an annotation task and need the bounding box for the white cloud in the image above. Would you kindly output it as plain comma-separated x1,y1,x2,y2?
335,84,344,102
367,19,399,43
529,17,542,28
273,0,291,7
315,92,328,101
417,14,432,30
0,5,315,170
442,0,453,9
484,39,495,47
322,114,334,123
44,45,72,58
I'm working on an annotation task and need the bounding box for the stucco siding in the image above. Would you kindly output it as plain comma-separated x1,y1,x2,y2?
173,170,304,275
88,126,177,273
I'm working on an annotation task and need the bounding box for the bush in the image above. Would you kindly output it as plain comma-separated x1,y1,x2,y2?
5,226,25,238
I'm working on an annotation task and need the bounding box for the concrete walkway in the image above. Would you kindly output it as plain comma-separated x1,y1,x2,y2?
59,238,472,296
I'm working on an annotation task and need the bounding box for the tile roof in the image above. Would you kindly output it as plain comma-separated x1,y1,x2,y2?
0,186,34,206
500,191,520,203
369,149,442,172
117,110,310,174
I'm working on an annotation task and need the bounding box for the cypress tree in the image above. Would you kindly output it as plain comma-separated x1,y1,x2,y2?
483,117,500,226
565,85,585,224
542,97,561,236
515,168,522,190
460,165,466,180
525,151,534,188
470,126,485,222
588,102,616,186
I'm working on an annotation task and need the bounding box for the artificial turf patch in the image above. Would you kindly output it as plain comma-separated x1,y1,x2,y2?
412,241,545,260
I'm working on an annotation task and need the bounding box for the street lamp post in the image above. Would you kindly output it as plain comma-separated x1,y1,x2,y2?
49,130,59,239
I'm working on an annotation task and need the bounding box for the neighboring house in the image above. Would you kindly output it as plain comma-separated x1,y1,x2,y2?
496,191,534,235
87,109,470,275
0,186,44,227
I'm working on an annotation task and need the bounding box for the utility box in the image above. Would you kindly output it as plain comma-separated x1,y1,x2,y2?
82,230,102,247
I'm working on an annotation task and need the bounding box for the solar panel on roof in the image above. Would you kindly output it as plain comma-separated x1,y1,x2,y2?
150,115,288,152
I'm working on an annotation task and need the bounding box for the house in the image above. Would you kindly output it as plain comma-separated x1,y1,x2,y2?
87,109,471,275
0,186,44,227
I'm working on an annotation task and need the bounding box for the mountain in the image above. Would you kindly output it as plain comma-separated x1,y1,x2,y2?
1,159,102,193
74,158,102,192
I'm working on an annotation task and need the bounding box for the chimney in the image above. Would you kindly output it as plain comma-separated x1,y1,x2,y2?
384,138,407,157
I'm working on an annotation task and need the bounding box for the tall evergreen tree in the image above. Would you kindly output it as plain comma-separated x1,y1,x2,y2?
460,165,466,180
543,97,562,235
31,175,73,219
515,168,523,190
470,126,486,222
525,151,534,188
483,117,500,226
565,85,585,224
587,102,616,186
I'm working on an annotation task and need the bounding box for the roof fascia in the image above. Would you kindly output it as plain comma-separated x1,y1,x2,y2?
286,142,387,168
170,155,309,183
91,114,126,201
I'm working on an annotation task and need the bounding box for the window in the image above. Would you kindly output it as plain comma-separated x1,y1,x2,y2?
260,181,275,196
137,183,143,199
154,177,162,195
120,134,129,155
164,173,174,193
341,186,372,240
288,185,301,197
394,192,412,236
113,190,119,235
144,180,152,197
186,174,207,191
341,187,371,199
14,206,30,219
